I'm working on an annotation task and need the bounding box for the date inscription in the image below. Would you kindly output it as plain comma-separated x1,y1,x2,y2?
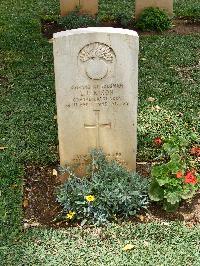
66,83,129,108
72,152,127,167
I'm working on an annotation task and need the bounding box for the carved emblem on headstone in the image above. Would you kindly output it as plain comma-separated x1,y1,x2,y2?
78,43,116,80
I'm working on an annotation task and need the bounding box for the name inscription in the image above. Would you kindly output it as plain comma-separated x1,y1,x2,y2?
66,83,129,108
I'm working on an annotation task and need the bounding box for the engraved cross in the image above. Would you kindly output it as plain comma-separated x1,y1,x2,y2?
84,110,111,148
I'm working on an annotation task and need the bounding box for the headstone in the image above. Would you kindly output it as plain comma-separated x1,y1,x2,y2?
60,0,98,17
135,0,173,20
53,28,139,175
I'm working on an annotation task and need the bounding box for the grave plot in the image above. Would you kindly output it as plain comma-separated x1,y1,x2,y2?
23,2,200,227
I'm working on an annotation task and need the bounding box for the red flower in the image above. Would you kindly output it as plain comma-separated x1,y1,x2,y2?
184,171,197,185
154,137,162,146
176,171,183,178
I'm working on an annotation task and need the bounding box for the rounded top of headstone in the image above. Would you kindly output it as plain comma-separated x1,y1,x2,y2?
53,27,139,39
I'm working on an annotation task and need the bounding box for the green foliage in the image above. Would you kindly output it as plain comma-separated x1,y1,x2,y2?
174,0,200,20
40,14,59,22
2,223,200,265
149,137,200,212
136,7,172,32
99,9,131,27
98,0,134,27
115,12,132,27
57,150,149,225
58,12,98,29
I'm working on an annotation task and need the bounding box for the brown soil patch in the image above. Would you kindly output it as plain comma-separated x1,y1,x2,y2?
41,20,65,40
41,19,200,40
23,163,200,229
171,19,200,35
23,165,62,228
147,192,200,224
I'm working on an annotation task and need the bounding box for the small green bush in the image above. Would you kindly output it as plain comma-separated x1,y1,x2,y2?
136,7,172,32
58,12,98,30
56,150,149,225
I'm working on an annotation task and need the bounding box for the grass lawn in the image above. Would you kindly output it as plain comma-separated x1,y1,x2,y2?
174,0,200,19
0,0,200,265
98,0,200,21
3,223,200,265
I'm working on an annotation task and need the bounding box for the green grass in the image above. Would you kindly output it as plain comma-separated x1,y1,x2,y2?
98,0,134,23
2,223,200,265
0,0,200,264
174,0,200,19
98,0,200,21
138,34,200,159
98,0,200,20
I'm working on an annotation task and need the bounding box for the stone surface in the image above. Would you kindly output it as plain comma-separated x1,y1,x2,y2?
60,0,98,16
135,0,173,20
53,28,139,174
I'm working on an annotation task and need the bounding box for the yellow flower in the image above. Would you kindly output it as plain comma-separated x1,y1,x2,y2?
66,211,76,220
85,195,95,202
122,244,134,251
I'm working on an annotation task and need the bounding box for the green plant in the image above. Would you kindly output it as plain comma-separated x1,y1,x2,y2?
58,12,98,29
149,136,200,212
135,7,172,32
174,0,200,21
117,12,133,27
98,9,132,27
98,0,133,26
57,150,149,225
40,14,59,22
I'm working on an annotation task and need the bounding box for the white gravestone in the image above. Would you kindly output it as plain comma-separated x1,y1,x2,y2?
53,28,139,173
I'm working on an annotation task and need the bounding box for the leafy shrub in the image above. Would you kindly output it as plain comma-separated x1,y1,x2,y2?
135,7,172,32
58,12,98,30
57,150,149,225
149,137,200,212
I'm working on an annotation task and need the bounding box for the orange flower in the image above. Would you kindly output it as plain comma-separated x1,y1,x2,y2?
184,171,197,185
176,171,183,178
